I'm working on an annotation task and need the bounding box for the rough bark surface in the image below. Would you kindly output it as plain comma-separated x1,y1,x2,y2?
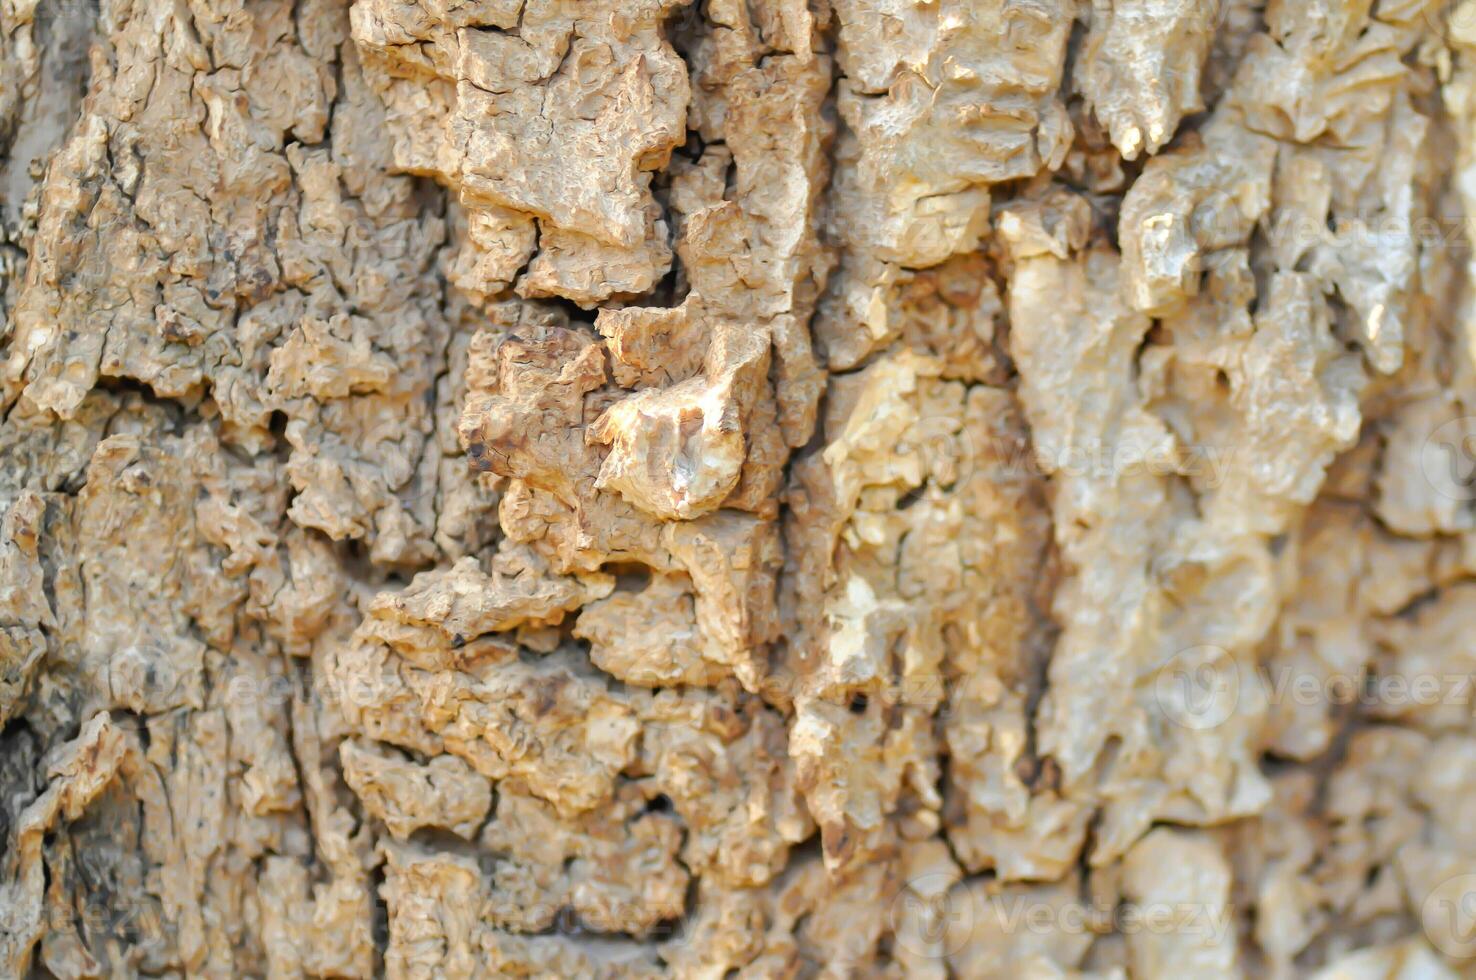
4,0,1476,976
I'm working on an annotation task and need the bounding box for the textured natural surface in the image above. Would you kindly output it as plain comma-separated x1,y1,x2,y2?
5,0,1476,976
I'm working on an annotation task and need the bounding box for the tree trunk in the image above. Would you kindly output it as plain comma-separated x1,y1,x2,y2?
3,0,1476,975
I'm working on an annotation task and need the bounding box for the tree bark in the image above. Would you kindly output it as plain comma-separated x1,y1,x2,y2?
2,0,1476,976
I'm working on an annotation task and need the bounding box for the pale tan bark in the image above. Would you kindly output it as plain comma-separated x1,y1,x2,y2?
3,0,1476,977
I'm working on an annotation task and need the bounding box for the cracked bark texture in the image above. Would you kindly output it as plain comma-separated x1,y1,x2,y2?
5,0,1476,976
